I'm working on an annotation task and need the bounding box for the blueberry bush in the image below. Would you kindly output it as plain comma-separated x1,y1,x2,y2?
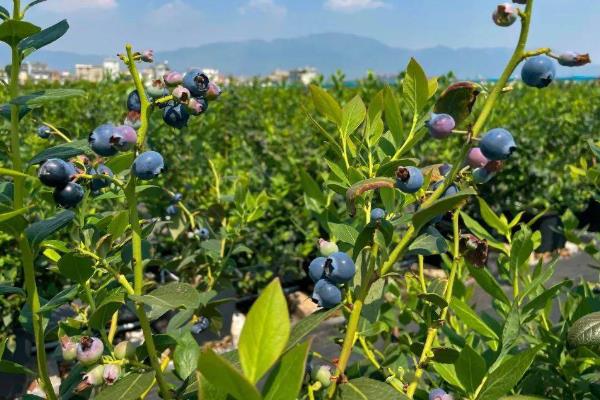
1,0,600,399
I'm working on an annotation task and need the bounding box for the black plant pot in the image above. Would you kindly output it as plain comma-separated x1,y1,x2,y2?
533,213,566,253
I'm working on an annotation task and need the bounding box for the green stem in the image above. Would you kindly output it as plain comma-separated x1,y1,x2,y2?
9,2,56,398
123,44,172,400
380,0,535,275
327,243,379,398
406,210,461,398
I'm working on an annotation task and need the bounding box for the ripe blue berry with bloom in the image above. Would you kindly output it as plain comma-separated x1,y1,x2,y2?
521,55,556,88
492,3,518,27
327,251,356,284
166,204,178,215
37,125,51,139
312,279,342,309
163,103,190,129
195,227,210,240
127,90,142,112
172,192,183,202
472,167,495,184
396,166,424,193
308,257,327,282
480,128,517,160
371,207,386,220
183,69,210,97
191,316,210,334
133,151,164,180
54,182,85,208
90,163,113,191
428,113,455,139
111,125,137,151
38,158,76,187
429,388,453,400
89,124,118,156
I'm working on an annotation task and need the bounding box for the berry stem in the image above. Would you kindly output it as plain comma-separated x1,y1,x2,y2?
380,0,536,277
122,44,172,400
327,243,379,398
406,210,462,398
7,1,57,398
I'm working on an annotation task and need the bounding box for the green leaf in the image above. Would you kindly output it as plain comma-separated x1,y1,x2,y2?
0,206,31,223
418,292,448,308
467,264,510,305
412,188,477,232
568,312,600,347
523,280,571,319
309,84,342,125
478,197,509,236
57,253,95,283
501,304,520,354
0,20,40,46
460,211,506,253
382,87,403,145
106,152,134,174
22,0,47,14
520,258,557,301
451,298,499,340
25,210,75,247
300,169,325,203
174,332,200,379
0,6,9,19
108,210,129,238
11,89,85,107
510,225,534,272
403,58,429,114
94,371,155,400
455,344,487,394
589,139,600,159
501,396,548,400
38,285,78,313
198,348,262,400
130,282,202,320
434,81,482,126
0,284,25,296
0,360,35,375
89,287,125,330
329,222,359,245
340,95,366,136
338,377,409,399
287,305,341,350
408,226,448,256
29,139,89,165
263,341,310,400
18,19,68,58
0,167,32,179
0,103,32,121
433,362,464,390
239,278,290,384
476,346,542,400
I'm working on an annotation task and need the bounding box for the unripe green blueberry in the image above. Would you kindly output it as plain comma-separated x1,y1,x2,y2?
311,365,332,388
84,364,105,386
103,364,121,385
60,336,77,361
114,340,137,360
318,238,339,257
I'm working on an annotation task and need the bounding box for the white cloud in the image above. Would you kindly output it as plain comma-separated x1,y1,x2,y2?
146,0,202,28
239,0,287,17
42,0,117,12
324,0,386,12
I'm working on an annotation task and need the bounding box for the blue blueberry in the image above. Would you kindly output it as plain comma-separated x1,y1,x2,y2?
327,252,356,284
557,51,591,67
182,69,210,97
396,166,423,194
308,257,326,282
371,208,386,220
195,227,210,240
432,180,458,197
191,316,210,334
37,125,51,139
163,103,190,129
38,158,76,187
133,151,164,180
312,279,342,309
480,128,516,160
172,192,183,202
472,168,495,184
110,125,137,151
521,56,556,88
127,90,141,112
429,389,449,400
427,114,455,139
89,124,118,157
90,163,113,191
166,204,178,215
438,163,452,177
53,182,84,208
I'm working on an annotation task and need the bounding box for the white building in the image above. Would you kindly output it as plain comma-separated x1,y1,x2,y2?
103,59,120,80
289,67,319,85
75,64,104,82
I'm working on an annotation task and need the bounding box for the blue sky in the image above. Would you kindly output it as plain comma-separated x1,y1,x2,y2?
19,0,599,59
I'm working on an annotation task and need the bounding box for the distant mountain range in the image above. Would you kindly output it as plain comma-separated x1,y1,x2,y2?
1,33,598,79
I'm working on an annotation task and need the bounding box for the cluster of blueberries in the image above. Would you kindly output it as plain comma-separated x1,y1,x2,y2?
308,240,356,309
429,388,453,400
60,336,137,389
137,68,221,129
